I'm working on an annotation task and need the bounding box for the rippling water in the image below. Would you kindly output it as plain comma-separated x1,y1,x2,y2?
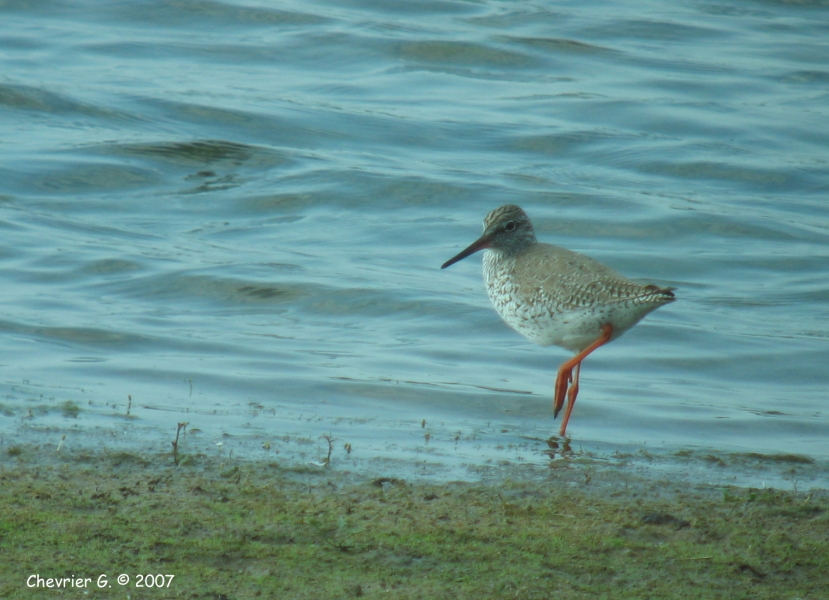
1,0,827,485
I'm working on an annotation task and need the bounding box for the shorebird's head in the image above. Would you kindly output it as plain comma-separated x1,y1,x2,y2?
441,204,537,269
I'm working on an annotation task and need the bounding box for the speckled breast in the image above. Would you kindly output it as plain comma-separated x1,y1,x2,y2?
482,250,572,348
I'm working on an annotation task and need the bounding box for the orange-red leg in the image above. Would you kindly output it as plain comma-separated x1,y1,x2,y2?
553,324,613,436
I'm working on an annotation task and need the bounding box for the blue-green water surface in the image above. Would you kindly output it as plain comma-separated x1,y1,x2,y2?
1,0,827,486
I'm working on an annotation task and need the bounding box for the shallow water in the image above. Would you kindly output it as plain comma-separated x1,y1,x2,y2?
1,0,827,486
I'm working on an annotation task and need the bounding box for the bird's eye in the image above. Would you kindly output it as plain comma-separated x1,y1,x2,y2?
504,221,517,232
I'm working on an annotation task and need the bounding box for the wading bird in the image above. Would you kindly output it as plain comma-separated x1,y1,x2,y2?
441,205,675,436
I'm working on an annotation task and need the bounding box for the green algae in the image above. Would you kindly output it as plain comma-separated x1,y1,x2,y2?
60,401,81,418
1,445,827,599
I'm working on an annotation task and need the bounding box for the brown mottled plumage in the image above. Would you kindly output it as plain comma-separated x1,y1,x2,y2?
442,204,675,436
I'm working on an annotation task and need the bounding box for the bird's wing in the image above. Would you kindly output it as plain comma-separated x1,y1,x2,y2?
513,243,667,313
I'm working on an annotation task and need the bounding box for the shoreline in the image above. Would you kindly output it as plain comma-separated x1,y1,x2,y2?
2,441,827,599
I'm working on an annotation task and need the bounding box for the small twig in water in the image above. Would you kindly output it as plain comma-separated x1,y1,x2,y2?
320,434,335,467
172,422,188,466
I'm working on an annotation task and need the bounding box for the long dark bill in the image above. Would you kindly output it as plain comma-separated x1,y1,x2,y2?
440,234,491,269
